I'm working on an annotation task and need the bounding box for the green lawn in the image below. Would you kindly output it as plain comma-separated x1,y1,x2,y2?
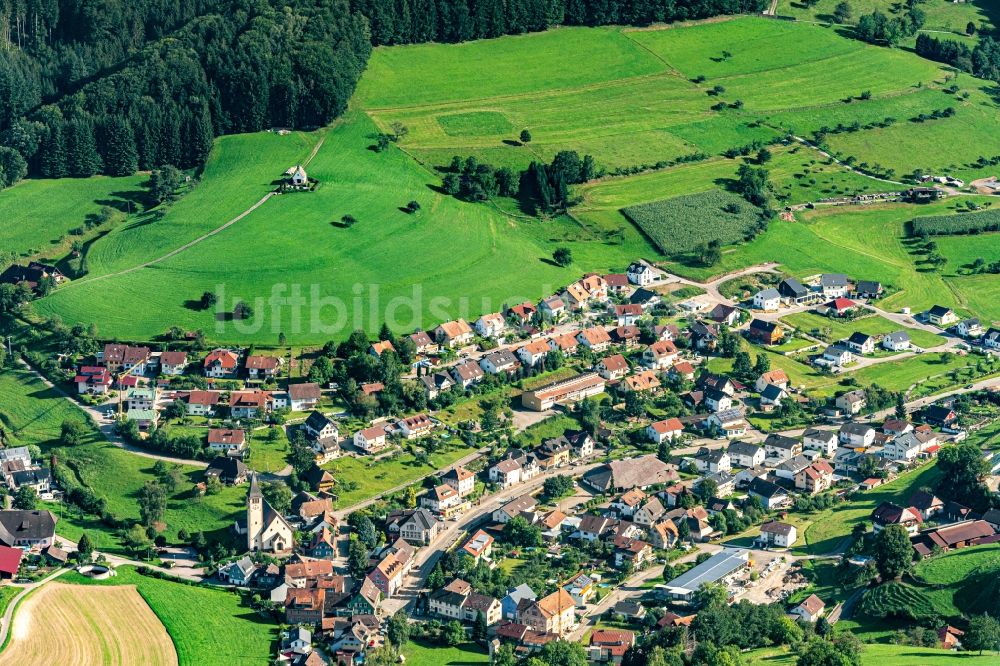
246,429,291,473
0,368,245,552
747,643,1000,666
0,586,19,618
402,640,489,666
796,463,941,556
0,174,147,263
781,312,944,349
62,566,275,665
774,0,997,38
324,440,479,508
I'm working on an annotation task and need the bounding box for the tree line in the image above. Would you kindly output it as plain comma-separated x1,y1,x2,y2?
349,0,766,46
915,34,1000,85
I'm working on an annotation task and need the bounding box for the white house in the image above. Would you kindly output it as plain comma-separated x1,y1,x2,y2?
752,288,781,311
845,332,875,355
354,425,388,453
882,331,911,352
647,418,683,444
802,428,837,457
759,521,797,548
790,595,825,623
475,313,507,339
957,318,984,338
517,340,551,368
884,431,922,462
480,350,519,375
727,441,764,468
839,422,875,448
822,345,854,367
835,389,867,415
642,340,679,370
926,305,957,327
627,262,655,286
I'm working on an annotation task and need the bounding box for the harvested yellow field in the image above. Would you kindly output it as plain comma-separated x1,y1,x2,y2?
0,583,177,666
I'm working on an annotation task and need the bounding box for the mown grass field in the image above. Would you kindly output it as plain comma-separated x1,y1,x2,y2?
0,368,245,552
780,311,944,348
0,582,177,665
748,643,1000,666
63,567,276,665
774,0,997,37
0,174,147,263
36,112,627,344
402,640,489,666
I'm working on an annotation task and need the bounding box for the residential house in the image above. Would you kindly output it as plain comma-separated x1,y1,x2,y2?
748,478,790,510
795,460,834,495
208,428,247,457
102,343,152,375
230,391,272,419
983,328,1000,351
776,454,812,480
285,588,325,627
480,350,519,375
409,331,436,354
435,319,474,348
759,383,787,408
421,372,455,399
908,491,945,519
204,349,240,378
627,262,655,286
688,321,718,350
563,274,609,309
727,441,764,468
649,520,679,550
882,331,911,352
703,386,733,413
622,370,660,394
548,333,579,356
493,495,537,524
845,332,876,355
462,530,494,562
753,288,781,311
517,340,552,368
820,274,850,298
517,589,576,635
884,431,923,462
835,389,867,415
708,303,740,327
923,405,957,429
670,361,696,382
759,521,797,548
839,422,875,448
614,537,653,568
576,326,612,352
747,319,783,345
871,501,922,535
563,572,594,606
566,430,596,459
354,425,389,454
629,288,660,310
604,273,630,295
397,413,433,439
475,313,507,339
369,340,395,358
539,296,566,321
764,434,802,462
927,305,957,327
611,304,643,326
707,409,748,439
803,428,838,457
507,302,538,327
218,556,257,585
853,280,883,299
443,466,475,497
690,447,731,474
824,298,856,317
288,383,322,411
790,595,825,623
633,497,666,527
755,370,789,392
537,436,572,469
883,418,913,437
159,351,188,376
74,366,111,394
778,277,811,304
610,489,646,518
245,355,282,380
642,340,678,370
957,318,984,338
367,553,406,598
646,418,683,444
177,390,217,417
421,484,462,513
502,584,537,620
597,354,630,381
822,344,854,366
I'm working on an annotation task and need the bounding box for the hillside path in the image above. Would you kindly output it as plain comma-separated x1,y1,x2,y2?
62,134,327,290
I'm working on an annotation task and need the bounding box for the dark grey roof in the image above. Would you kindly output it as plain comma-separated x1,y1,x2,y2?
760,384,785,400
884,331,910,343
764,434,799,450
748,478,786,499
630,288,659,305
0,510,57,545
928,305,952,317
779,278,808,297
749,318,779,334
304,410,334,432
847,332,873,345
727,441,762,457
11,469,50,487
821,274,849,287
856,280,881,293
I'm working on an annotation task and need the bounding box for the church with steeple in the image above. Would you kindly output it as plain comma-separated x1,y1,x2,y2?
246,473,294,554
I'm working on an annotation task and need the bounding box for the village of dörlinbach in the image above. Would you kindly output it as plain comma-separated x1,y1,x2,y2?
1,0,1000,664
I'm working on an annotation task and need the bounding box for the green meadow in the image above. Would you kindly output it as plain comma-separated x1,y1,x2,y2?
749,643,1000,666
64,566,276,665
774,0,996,37
0,173,147,262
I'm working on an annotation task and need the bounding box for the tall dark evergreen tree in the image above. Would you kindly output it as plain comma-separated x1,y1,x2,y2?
101,116,139,177
66,117,102,177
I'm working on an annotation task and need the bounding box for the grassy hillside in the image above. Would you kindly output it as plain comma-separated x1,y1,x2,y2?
0,174,147,264
748,643,1000,665
774,0,997,37
37,112,640,343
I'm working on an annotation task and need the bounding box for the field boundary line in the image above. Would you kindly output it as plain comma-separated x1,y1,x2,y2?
0,567,69,652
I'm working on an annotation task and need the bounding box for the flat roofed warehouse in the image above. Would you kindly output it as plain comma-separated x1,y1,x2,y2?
661,549,749,600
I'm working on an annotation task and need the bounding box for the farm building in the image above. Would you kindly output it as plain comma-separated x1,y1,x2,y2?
660,549,749,601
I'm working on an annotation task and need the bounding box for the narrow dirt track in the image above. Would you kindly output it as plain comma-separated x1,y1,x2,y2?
0,583,177,666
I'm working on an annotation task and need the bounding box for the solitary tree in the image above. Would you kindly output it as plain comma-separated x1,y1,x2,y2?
519,129,532,143
964,614,1000,655
833,1,852,23
553,247,573,267
873,523,912,580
